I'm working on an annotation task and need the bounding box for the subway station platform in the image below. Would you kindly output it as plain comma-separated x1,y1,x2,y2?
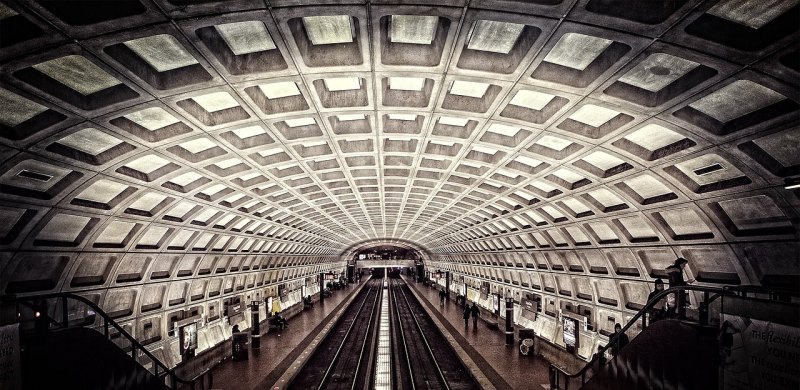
211,275,550,390
404,276,552,390
212,279,367,390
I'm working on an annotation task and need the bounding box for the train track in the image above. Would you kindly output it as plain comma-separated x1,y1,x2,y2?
289,276,479,390
390,278,480,390
288,278,382,390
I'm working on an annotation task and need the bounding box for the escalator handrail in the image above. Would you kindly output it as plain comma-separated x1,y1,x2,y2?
11,292,195,386
553,283,799,383
553,285,727,381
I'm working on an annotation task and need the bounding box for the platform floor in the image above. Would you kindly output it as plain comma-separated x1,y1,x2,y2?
211,279,367,390
211,275,550,389
405,276,552,390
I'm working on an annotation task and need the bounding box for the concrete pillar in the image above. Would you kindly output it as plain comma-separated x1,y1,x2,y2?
320,273,325,302
445,271,451,300
250,301,260,349
505,297,514,345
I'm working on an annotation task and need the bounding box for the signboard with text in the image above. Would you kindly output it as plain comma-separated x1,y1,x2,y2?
0,324,21,390
721,315,800,390
720,295,800,390
563,316,579,349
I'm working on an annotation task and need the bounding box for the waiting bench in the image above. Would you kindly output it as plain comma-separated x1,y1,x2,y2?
478,309,499,330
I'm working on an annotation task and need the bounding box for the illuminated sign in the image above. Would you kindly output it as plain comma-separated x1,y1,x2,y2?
563,316,579,349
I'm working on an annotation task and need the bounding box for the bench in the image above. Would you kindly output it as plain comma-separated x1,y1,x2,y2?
267,316,288,331
478,309,499,330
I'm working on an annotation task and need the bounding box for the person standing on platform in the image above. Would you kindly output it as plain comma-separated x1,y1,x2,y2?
463,304,471,328
439,288,446,305
471,302,480,328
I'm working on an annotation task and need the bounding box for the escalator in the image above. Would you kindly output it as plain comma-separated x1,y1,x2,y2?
21,327,168,390
581,319,718,390
11,293,197,390
548,285,798,390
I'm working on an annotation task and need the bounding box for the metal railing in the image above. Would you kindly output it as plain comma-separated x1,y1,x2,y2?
549,284,799,389
13,292,208,390
549,285,728,389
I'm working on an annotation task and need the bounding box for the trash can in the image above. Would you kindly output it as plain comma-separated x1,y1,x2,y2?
232,332,248,361
518,329,535,356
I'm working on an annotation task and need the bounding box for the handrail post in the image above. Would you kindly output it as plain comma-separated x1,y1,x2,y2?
61,297,68,328
642,311,647,330
104,319,109,338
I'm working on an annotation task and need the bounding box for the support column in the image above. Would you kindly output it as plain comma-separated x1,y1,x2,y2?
320,273,325,302
505,297,514,345
250,301,260,349
445,271,451,300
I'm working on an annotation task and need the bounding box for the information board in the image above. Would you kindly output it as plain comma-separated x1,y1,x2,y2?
563,316,579,349
179,322,198,360
520,297,538,322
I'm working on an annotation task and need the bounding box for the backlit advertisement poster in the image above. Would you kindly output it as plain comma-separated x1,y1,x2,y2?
179,322,198,360
721,314,800,390
480,282,489,300
563,316,578,349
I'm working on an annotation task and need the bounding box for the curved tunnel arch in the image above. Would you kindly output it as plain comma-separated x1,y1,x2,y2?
339,238,432,264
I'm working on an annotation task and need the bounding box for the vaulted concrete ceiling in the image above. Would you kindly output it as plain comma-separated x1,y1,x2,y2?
0,0,798,299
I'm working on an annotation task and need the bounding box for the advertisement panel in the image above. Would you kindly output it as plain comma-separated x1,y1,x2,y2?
520,297,538,322
721,314,800,390
563,316,579,349
179,322,198,360
0,324,21,390
480,282,489,300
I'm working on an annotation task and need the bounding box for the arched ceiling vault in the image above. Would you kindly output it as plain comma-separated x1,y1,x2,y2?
0,0,798,299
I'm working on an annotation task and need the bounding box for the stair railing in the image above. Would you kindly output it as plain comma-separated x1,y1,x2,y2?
12,292,205,390
549,285,727,390
548,284,799,390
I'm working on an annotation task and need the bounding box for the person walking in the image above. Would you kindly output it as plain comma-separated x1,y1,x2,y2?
463,304,471,328
470,302,479,328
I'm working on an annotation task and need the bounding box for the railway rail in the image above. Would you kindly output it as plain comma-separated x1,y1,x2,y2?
389,278,479,390
288,278,381,390
288,275,479,390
